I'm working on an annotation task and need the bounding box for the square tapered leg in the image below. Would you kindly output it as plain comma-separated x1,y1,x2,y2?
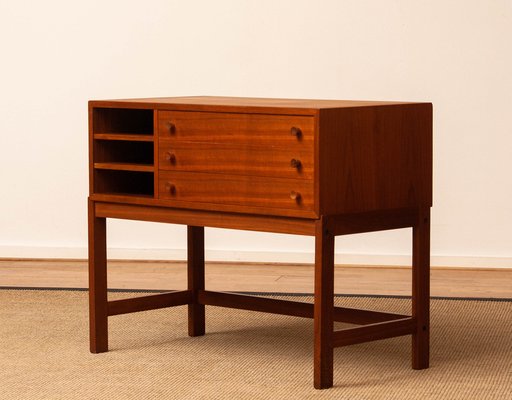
88,199,108,353
412,208,430,369
313,219,335,389
187,225,205,336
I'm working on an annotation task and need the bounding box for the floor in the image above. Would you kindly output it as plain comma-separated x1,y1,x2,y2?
1,259,511,298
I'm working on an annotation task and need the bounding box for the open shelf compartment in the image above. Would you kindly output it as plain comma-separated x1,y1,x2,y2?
91,107,156,198
94,170,154,197
94,140,154,165
93,108,153,136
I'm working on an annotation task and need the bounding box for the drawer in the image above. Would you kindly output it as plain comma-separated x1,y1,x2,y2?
159,142,313,180
159,171,314,211
158,111,314,148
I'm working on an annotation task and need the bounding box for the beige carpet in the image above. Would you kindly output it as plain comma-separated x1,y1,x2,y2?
0,290,510,400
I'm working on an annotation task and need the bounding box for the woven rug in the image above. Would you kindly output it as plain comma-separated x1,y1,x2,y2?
0,290,510,400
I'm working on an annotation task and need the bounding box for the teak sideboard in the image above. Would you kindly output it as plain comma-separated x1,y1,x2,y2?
88,96,432,389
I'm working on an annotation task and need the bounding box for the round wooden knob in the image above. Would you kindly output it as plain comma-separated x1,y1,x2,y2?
290,159,302,169
165,182,176,195
290,191,301,202
290,126,302,138
165,152,176,164
167,122,176,134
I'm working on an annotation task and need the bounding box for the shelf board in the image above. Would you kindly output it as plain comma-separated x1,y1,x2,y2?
94,133,154,142
94,162,154,172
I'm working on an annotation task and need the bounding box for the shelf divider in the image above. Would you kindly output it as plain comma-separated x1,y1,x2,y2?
94,133,154,142
94,162,154,172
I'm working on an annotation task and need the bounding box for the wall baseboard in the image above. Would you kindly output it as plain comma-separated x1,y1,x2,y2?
0,246,511,269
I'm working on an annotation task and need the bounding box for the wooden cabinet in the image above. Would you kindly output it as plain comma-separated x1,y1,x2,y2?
88,96,432,389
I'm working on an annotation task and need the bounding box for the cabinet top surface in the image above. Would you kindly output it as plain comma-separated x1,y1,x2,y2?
89,96,429,114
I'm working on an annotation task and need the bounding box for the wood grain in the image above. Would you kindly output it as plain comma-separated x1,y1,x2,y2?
94,163,154,172
93,133,154,142
158,141,314,180
412,207,430,369
90,192,318,219
88,199,108,353
86,96,434,389
197,291,408,324
153,110,160,198
90,106,156,198
326,208,417,236
90,96,418,116
94,201,315,235
158,110,314,148
158,171,314,213
187,226,205,337
333,318,416,347
314,218,335,389
107,291,192,316
318,104,432,214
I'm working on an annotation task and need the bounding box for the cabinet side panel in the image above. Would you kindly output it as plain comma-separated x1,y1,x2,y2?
318,104,432,215
153,109,159,198
89,104,94,195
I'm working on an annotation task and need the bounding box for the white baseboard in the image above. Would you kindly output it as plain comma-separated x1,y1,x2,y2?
0,246,511,269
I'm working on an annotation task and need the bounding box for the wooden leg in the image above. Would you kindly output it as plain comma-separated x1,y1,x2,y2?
88,199,108,353
187,225,205,336
314,218,335,389
412,207,430,369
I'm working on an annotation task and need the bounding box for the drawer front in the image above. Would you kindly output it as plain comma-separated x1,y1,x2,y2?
159,142,313,180
159,171,314,211
158,111,314,148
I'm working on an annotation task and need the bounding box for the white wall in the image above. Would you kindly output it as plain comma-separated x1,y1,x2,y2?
1,0,511,268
